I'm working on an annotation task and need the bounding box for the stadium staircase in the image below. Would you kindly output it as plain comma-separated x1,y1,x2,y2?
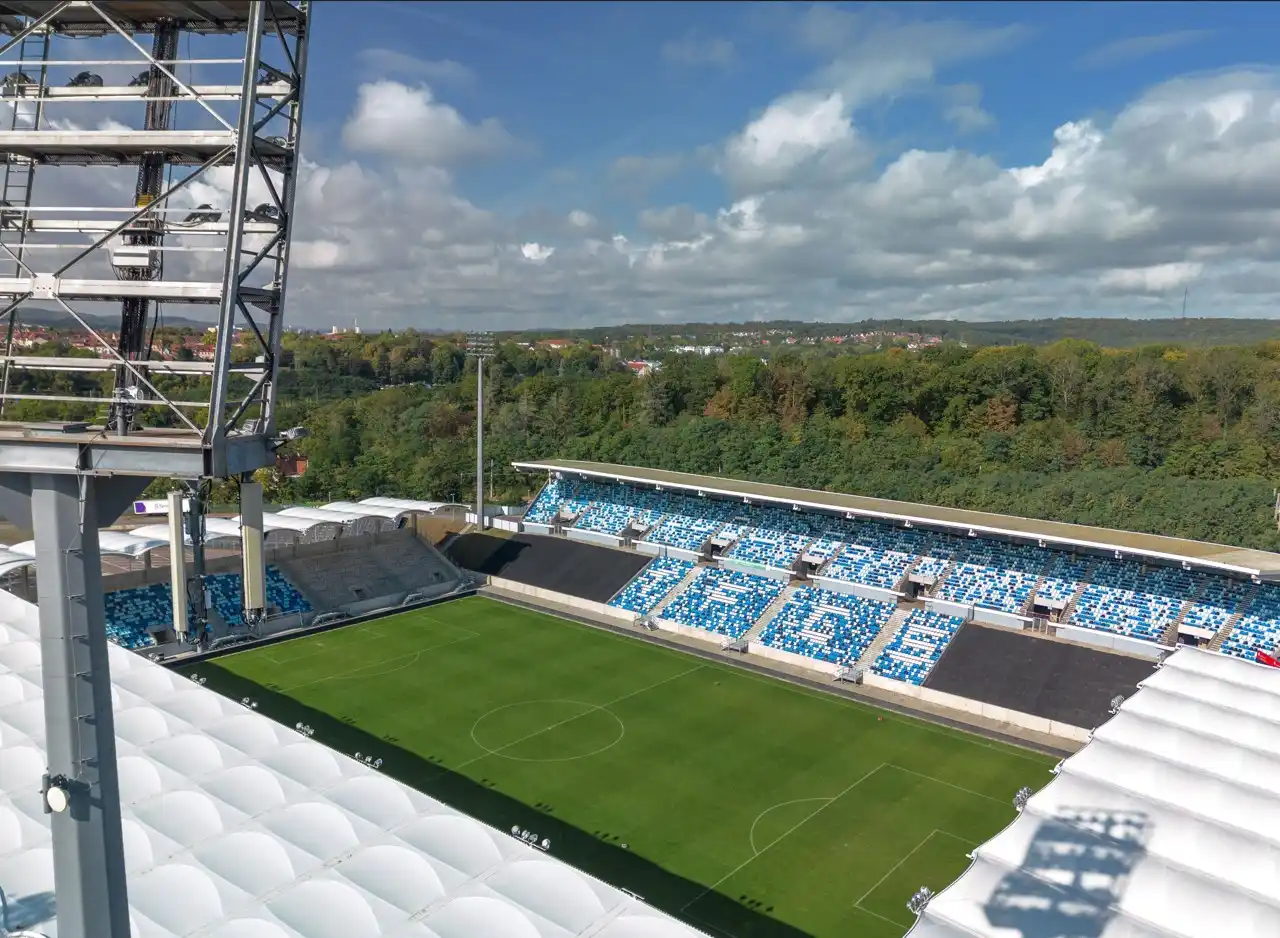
1210,582,1260,651
696,521,731,557
628,513,668,544
725,586,795,651
815,542,846,576
895,555,922,592
1019,558,1054,615
928,560,957,597
648,563,705,620
1060,562,1097,623
1161,580,1206,645
852,604,915,670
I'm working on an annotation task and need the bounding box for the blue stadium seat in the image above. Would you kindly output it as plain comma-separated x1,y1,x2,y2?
1035,553,1093,605
1069,560,1195,642
1181,575,1253,634
102,565,311,649
938,542,1044,613
758,586,895,665
871,609,963,686
524,479,1259,657
608,557,695,615
660,567,785,639
821,522,919,590
1221,584,1280,660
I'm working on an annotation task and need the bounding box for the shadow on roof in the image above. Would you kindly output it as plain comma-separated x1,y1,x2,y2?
0,888,55,933
983,807,1149,938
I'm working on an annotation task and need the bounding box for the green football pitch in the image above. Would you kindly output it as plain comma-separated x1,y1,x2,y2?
183,595,1055,938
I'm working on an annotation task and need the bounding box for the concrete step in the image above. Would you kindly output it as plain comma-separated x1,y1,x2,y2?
1210,581,1260,650
648,562,705,619
853,604,915,671
737,585,796,645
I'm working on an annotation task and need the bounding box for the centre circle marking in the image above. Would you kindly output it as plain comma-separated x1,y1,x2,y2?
470,698,626,762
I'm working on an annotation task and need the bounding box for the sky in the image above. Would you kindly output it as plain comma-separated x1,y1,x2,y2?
23,1,1280,330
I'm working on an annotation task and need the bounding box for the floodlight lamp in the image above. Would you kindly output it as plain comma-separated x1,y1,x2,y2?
183,204,222,225
249,202,280,221
1109,695,1125,715
129,70,150,87
40,773,73,815
282,426,309,442
45,786,67,814
67,71,103,88
906,886,933,916
1013,786,1034,811
1,72,34,95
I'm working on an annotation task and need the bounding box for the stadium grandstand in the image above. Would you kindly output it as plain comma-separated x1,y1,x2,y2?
905,646,1280,938
0,497,470,655
512,459,1280,678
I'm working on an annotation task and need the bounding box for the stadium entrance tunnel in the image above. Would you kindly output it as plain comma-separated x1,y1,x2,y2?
445,533,649,604
923,623,1157,728
176,658,812,938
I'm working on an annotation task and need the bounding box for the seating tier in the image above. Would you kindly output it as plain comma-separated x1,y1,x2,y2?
758,586,895,666
872,609,963,686
660,567,785,639
608,557,695,615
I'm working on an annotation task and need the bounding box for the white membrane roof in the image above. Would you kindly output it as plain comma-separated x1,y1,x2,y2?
907,646,1280,938
0,591,709,938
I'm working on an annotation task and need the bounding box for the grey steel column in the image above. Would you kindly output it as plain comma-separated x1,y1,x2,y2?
32,473,130,938
475,361,485,531
185,485,208,640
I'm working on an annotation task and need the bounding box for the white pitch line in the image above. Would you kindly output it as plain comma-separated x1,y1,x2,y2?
853,828,972,906
852,901,909,929
747,797,833,856
886,764,1008,805
454,663,706,771
680,762,889,914
276,630,480,693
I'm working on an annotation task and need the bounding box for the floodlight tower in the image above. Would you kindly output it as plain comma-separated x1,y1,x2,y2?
466,331,495,530
0,4,311,938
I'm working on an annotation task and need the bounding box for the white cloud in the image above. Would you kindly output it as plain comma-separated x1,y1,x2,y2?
340,80,513,165
720,91,863,192
942,84,995,134
20,15,1280,332
357,48,475,85
1077,30,1215,71
795,6,1025,110
661,36,736,69
266,63,1280,329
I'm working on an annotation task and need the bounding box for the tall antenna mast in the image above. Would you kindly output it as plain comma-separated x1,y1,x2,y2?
467,331,495,531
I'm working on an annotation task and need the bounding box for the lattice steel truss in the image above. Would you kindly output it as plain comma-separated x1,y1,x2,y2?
0,0,310,479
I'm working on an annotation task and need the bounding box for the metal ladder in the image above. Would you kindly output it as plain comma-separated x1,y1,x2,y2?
0,29,50,419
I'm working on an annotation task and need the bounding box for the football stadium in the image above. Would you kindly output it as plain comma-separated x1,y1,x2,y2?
0,3,1278,937
4,457,1280,936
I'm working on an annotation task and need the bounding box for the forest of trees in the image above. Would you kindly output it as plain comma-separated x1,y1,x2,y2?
259,333,1280,552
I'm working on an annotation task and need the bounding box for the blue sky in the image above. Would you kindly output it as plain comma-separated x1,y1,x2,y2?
268,1,1280,328
307,2,1265,211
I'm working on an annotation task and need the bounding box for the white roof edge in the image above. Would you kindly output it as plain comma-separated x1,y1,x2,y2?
514,461,1263,578
909,646,1280,938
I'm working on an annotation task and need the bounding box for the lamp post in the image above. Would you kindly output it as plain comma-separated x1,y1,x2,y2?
466,331,495,530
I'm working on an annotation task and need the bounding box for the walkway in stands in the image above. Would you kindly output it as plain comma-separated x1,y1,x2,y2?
482,583,1081,758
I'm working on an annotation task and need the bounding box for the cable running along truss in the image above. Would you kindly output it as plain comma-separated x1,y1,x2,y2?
0,0,310,480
